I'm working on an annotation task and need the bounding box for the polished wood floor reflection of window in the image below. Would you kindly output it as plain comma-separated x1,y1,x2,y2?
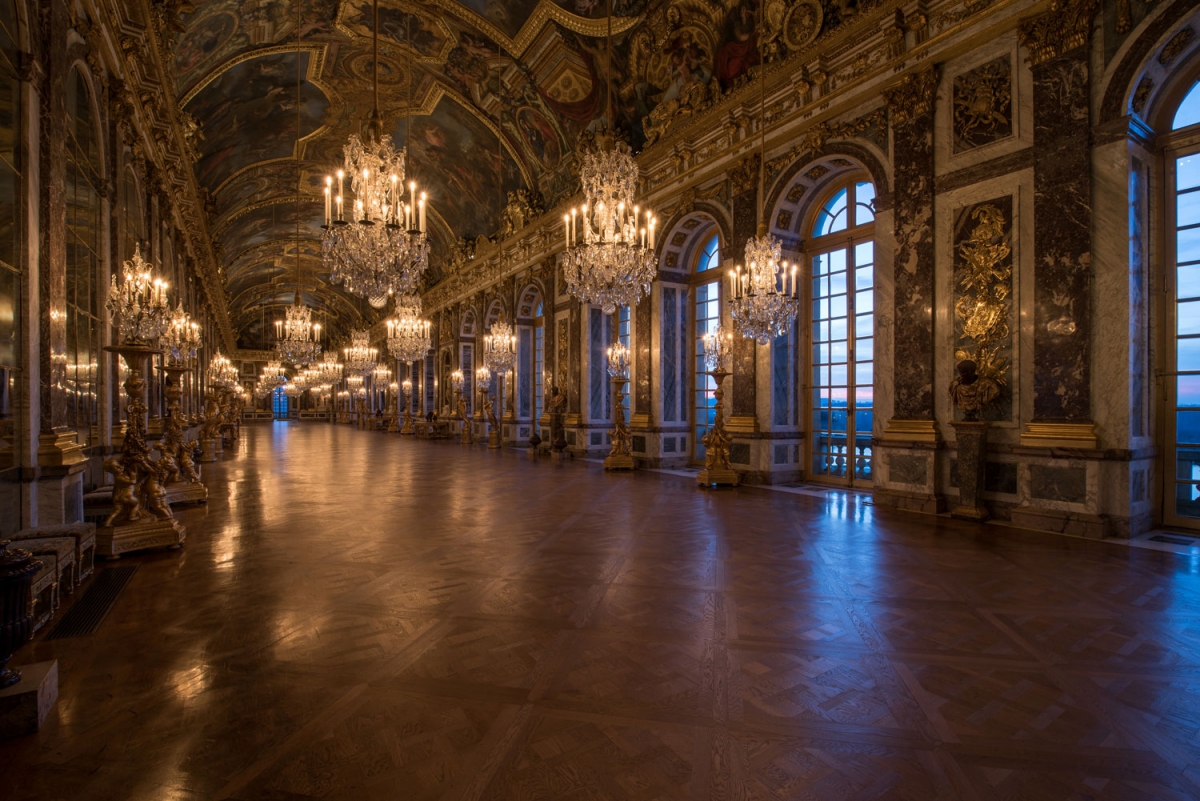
5,425,1200,800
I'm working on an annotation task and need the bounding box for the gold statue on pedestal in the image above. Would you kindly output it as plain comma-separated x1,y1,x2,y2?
697,329,739,487
485,392,500,449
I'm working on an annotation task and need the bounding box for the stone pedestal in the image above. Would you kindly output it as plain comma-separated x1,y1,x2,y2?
951,420,989,522
603,453,635,471
197,438,218,463
165,481,208,505
487,428,500,449
96,517,186,558
214,435,224,455
0,660,57,737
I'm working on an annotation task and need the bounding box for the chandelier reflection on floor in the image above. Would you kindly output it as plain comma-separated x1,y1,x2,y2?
321,0,428,309
562,129,657,315
385,294,432,363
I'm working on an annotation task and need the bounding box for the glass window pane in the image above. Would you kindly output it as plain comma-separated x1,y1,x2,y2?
855,337,873,362
1180,301,1200,335
855,265,873,290
855,363,873,386
1180,375,1200,407
1180,190,1200,228
1180,227,1200,264
1176,447,1200,480
831,365,847,385
856,315,872,338
856,291,873,314
1180,264,1200,300
830,271,846,296
1180,154,1200,192
1174,83,1200,132
1179,411,1200,445
1180,337,1200,372
830,318,846,341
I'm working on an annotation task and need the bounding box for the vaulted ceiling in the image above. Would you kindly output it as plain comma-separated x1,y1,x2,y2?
164,0,795,347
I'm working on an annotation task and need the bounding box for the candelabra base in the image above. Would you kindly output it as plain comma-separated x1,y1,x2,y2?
165,481,208,505
604,453,635,471
460,423,472,445
197,438,219,463
487,429,501,449
697,467,740,488
387,419,400,433
96,517,186,559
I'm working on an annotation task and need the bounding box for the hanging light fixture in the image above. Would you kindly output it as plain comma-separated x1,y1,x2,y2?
343,329,378,376
561,0,657,315
277,0,323,364
106,244,171,346
208,352,239,389
385,294,432,363
728,0,800,345
321,0,428,308
483,318,516,375
161,302,202,366
316,355,343,384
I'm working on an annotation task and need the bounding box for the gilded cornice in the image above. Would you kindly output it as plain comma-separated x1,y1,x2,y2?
1018,0,1100,65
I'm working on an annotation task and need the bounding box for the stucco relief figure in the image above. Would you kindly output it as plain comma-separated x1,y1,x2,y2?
949,359,1000,421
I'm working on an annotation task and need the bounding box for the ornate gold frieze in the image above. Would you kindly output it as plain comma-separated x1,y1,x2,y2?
883,65,940,124
1018,0,1100,66
953,200,1012,420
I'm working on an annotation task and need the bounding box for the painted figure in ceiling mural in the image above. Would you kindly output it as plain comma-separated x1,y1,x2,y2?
173,0,293,93
346,2,445,57
714,0,760,89
396,98,523,239
187,52,330,192
515,106,561,169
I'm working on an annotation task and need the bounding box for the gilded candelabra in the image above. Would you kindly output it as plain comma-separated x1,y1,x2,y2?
401,379,414,434
451,369,470,444
157,363,207,504
604,341,634,471
697,328,739,488
477,365,499,449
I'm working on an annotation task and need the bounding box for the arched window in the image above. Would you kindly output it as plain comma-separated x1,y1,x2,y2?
65,67,102,438
693,233,721,463
808,180,875,485
0,0,21,416
1165,78,1200,527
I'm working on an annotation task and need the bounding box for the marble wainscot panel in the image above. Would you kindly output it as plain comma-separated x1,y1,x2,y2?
1010,456,1105,538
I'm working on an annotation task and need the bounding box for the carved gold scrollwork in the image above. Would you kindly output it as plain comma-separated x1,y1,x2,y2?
1018,0,1101,66
954,203,1011,389
883,65,940,125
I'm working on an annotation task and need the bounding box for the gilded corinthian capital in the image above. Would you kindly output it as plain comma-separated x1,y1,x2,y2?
883,66,940,125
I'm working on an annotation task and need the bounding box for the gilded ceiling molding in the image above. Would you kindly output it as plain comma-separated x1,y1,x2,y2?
417,0,641,57
333,1,456,64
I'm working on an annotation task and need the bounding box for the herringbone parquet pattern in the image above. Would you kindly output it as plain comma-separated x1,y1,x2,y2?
4,424,1199,800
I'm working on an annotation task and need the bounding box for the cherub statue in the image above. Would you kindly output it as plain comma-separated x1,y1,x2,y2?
103,455,144,527
702,423,733,472
140,454,174,520
178,439,202,484
948,359,1000,421
198,392,223,440
484,393,499,430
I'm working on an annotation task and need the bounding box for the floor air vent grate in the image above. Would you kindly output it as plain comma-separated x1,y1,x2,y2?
45,565,139,640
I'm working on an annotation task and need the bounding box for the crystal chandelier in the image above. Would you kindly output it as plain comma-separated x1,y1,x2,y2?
385,294,432,363
262,359,288,387
729,5,801,346
161,302,202,366
483,319,516,374
316,356,343,384
321,0,428,308
106,244,171,345
560,0,657,316
208,352,239,389
562,132,657,315
282,381,302,399
275,303,322,366
342,329,377,376
372,363,392,386
730,228,800,344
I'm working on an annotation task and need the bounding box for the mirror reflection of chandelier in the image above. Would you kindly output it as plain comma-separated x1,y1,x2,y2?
106,244,171,346
385,294,432,363
321,0,428,309
729,0,800,345
343,329,378,376
161,302,202,366
561,0,656,315
483,319,516,374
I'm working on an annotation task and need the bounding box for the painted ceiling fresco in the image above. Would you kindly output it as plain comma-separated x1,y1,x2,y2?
166,0,842,347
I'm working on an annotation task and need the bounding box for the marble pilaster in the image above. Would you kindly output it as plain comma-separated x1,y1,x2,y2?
882,67,939,435
633,293,652,425
38,0,68,435
730,165,758,426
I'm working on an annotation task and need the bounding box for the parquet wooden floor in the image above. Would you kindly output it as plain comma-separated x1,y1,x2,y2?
4,424,1200,800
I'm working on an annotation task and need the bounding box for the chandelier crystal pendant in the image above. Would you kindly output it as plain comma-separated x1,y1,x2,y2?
385,294,432,363
106,244,171,346
728,0,801,346
343,329,378,376
161,302,202,366
482,319,516,375
321,0,428,308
